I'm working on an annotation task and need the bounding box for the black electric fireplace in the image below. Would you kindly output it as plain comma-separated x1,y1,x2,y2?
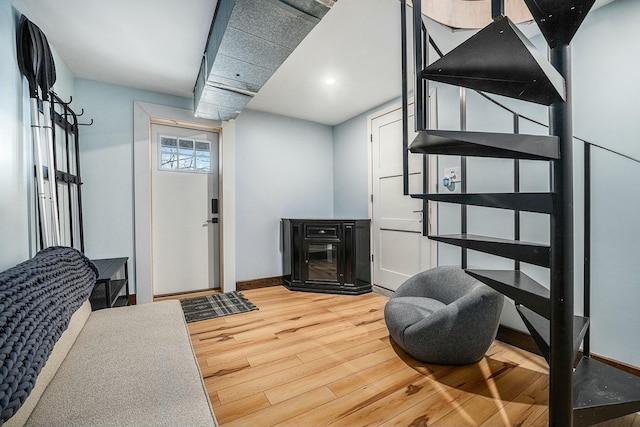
282,219,371,295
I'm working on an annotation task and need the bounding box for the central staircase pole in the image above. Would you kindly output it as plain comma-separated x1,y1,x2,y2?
549,43,574,427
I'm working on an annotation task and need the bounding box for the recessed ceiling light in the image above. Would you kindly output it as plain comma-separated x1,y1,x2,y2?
325,78,336,85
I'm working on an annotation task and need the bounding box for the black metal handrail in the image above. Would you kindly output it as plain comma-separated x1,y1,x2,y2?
585,141,640,164
424,26,640,166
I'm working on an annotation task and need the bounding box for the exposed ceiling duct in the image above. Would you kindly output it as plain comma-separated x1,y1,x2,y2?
194,0,334,120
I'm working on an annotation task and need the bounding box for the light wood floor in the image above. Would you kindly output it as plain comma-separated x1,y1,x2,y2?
178,286,640,427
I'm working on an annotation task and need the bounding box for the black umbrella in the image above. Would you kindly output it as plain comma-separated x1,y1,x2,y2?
17,15,52,247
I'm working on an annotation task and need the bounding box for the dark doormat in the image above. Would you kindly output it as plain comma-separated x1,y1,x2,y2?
179,291,258,323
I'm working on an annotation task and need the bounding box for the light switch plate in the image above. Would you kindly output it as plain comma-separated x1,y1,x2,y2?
443,167,462,183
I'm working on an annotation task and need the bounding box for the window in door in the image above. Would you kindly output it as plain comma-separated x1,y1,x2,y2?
159,135,211,173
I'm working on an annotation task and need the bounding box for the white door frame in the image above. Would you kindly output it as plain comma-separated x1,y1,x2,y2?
367,95,439,288
133,102,236,304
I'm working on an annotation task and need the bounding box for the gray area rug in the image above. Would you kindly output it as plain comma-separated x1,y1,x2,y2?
180,291,258,323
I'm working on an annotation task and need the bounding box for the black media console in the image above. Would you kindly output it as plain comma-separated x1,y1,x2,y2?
282,219,371,295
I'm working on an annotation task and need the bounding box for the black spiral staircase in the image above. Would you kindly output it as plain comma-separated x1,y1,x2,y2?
402,0,640,426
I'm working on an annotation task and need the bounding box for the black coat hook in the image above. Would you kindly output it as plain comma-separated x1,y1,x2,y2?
50,91,73,105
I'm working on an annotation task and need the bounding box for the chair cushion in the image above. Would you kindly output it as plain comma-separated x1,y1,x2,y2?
384,297,446,348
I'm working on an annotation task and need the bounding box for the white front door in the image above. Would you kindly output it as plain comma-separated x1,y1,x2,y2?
150,123,220,296
370,101,437,291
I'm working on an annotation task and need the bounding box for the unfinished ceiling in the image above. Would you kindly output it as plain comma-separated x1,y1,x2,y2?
194,0,333,121
15,0,616,127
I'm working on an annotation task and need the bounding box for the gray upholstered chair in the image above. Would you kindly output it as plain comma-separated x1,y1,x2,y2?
384,266,504,365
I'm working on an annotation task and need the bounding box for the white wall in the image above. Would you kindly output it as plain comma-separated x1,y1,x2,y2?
234,109,334,281
332,113,368,218
590,149,640,366
0,1,75,270
74,78,192,292
333,98,405,218
571,0,640,367
333,110,372,218
0,0,29,270
573,0,640,161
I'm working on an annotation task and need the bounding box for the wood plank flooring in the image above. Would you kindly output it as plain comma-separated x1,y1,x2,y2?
177,286,640,427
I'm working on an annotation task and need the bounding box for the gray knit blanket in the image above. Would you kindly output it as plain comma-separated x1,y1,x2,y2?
0,247,97,425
